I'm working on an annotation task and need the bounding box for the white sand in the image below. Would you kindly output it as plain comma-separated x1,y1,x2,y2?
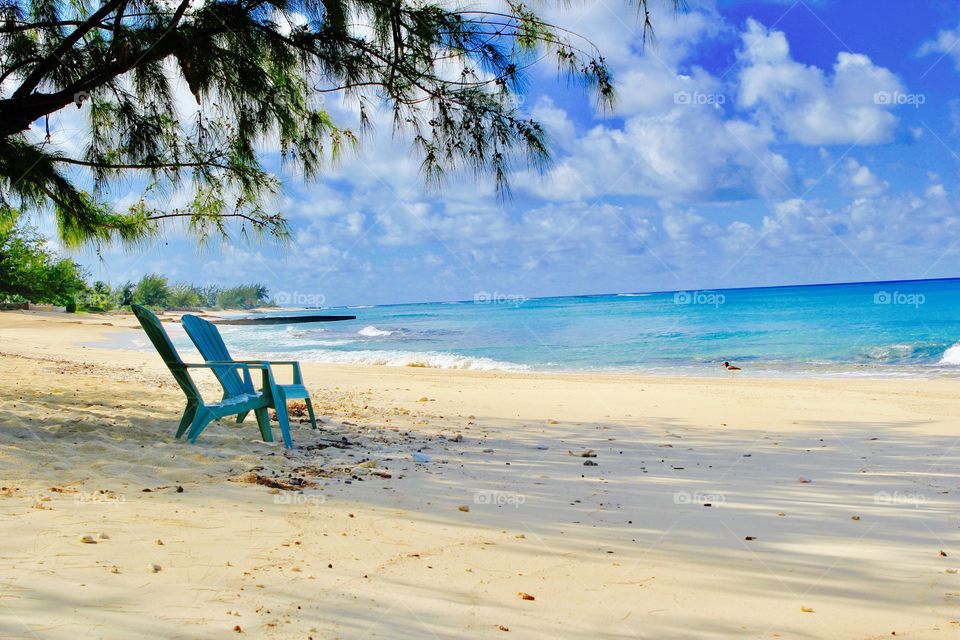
0,311,958,638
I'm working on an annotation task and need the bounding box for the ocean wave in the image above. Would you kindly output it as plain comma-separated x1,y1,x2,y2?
263,348,528,371
283,326,327,337
235,336,357,349
616,293,651,297
859,343,947,364
358,325,394,337
939,342,960,365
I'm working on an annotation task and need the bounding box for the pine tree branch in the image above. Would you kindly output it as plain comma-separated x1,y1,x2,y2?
12,0,127,98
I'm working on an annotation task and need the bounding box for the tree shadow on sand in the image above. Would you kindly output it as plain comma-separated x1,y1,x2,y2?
1,360,959,639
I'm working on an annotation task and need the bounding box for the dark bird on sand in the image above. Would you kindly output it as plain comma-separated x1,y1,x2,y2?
722,361,741,371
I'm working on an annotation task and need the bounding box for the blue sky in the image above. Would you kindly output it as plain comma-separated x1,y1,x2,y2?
35,0,960,305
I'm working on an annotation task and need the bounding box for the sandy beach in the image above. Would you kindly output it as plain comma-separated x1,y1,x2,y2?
1,310,959,639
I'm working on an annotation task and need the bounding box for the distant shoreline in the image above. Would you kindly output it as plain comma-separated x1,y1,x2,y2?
4,309,957,381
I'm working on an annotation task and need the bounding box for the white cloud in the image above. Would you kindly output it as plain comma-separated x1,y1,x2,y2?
737,19,902,145
918,24,960,70
514,12,800,204
521,106,791,202
839,159,887,197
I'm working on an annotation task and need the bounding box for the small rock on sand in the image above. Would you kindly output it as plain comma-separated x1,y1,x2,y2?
458,505,470,512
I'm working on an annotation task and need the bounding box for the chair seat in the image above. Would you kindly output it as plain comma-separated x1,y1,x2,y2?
216,392,264,408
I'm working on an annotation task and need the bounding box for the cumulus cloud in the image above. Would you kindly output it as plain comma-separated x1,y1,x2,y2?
918,23,960,71
839,159,888,198
737,19,902,145
515,15,799,204
524,107,791,202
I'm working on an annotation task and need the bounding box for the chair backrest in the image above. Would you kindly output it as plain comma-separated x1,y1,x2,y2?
131,304,200,399
181,314,250,396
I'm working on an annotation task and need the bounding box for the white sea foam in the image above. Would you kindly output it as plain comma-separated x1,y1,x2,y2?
283,326,326,337
267,348,528,371
616,293,651,297
358,325,394,337
939,342,960,365
864,343,918,361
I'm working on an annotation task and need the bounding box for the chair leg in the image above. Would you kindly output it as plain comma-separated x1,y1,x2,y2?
274,392,294,448
305,397,318,430
253,407,273,442
236,411,249,424
186,408,215,443
176,402,199,439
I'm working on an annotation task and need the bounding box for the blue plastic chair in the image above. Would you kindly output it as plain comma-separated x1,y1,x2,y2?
180,313,318,447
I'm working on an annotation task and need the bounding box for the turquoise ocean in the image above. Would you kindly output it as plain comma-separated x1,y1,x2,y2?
197,279,960,377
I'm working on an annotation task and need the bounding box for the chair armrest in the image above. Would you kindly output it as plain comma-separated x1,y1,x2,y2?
183,362,277,396
236,360,303,384
183,361,270,369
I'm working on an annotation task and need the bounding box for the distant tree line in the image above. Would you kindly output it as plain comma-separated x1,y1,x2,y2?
1,224,272,311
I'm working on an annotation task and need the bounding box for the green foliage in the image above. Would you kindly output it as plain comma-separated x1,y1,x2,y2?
132,273,170,307
0,0,675,248
215,283,270,310
127,273,269,309
80,280,114,311
167,283,204,309
198,285,222,308
0,224,88,305
114,281,134,307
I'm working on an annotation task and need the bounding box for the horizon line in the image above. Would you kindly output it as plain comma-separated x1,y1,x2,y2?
317,275,960,310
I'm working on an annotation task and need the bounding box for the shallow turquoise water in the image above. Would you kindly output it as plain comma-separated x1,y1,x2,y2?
202,279,960,376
